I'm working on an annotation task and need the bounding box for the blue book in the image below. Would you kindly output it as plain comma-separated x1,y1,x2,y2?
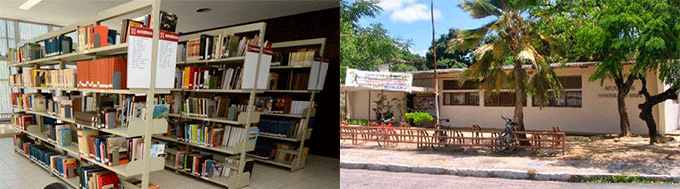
59,129,72,147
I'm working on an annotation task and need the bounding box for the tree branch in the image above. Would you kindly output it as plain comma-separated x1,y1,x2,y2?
638,76,651,98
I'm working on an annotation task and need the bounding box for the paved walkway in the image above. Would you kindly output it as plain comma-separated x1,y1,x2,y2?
341,169,679,189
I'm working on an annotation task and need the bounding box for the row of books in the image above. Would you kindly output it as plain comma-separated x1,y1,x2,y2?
172,151,253,178
288,49,317,67
257,118,303,139
78,165,119,189
76,25,117,52
46,124,73,147
76,58,127,89
49,155,78,179
181,96,246,120
256,97,314,115
12,113,34,130
77,129,165,167
7,43,42,63
120,11,177,43
45,35,74,57
11,92,50,111
48,96,82,119
9,68,76,88
178,66,244,90
179,33,261,61
174,123,259,148
269,60,328,90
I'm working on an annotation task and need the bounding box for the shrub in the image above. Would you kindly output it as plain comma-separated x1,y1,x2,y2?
346,119,368,125
404,112,434,125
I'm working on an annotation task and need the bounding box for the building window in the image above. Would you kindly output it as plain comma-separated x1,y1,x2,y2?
532,76,582,107
443,80,478,90
443,92,479,106
485,92,527,107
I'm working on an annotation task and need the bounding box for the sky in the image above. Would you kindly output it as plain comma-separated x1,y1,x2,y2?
355,0,495,56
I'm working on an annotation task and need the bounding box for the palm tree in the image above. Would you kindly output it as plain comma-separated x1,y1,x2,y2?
448,0,563,143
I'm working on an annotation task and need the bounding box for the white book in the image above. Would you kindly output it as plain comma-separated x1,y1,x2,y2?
316,62,329,90
222,126,231,146
308,61,321,90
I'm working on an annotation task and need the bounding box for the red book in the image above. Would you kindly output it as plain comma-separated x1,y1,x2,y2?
113,58,127,89
90,25,109,49
97,172,119,189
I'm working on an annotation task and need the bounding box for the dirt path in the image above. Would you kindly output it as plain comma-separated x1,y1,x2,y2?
341,135,680,176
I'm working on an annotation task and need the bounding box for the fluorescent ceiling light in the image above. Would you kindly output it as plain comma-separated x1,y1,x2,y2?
19,0,42,10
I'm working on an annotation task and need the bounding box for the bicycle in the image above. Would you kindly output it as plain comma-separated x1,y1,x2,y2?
493,116,518,153
374,117,397,147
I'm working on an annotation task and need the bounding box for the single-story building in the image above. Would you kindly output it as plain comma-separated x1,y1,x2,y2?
342,85,435,123
410,62,679,135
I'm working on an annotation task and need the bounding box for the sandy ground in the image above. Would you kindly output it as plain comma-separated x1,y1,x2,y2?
341,134,680,176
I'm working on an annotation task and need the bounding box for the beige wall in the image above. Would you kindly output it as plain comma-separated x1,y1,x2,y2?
411,65,679,135
347,90,407,122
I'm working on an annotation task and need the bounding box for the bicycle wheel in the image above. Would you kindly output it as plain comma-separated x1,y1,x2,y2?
431,131,447,150
504,134,518,153
375,129,386,147
493,135,507,153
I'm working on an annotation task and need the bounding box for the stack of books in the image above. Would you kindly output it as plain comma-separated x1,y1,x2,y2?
181,97,247,121
76,25,116,52
257,118,301,139
8,43,43,63
76,58,127,89
173,152,254,178
48,96,82,119
78,166,119,189
49,155,77,178
44,35,73,57
77,130,165,167
11,113,34,131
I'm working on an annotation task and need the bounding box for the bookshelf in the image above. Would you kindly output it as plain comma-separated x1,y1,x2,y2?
246,38,326,171
8,1,177,189
149,21,266,188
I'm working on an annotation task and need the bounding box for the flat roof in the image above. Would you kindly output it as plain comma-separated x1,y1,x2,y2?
411,62,600,75
340,85,435,93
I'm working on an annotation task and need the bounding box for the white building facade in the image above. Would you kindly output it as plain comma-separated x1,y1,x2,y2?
411,62,679,135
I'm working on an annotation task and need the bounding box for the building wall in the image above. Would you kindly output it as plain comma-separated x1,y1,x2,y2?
347,90,407,122
412,65,679,135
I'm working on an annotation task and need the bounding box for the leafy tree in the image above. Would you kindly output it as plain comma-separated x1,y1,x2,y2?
632,0,680,144
449,0,564,143
425,28,473,70
534,0,639,136
340,0,421,82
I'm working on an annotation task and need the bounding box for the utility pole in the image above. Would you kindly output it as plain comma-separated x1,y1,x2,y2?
431,0,440,128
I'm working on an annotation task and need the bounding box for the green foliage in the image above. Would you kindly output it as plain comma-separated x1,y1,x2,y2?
390,63,417,72
340,0,422,83
424,28,473,70
584,176,679,184
346,119,368,126
450,0,564,109
404,112,434,125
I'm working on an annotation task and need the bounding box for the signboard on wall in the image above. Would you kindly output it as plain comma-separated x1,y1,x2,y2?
344,68,413,92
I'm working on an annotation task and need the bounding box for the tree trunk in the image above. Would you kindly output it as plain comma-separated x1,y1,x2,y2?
513,60,530,146
615,74,636,137
638,77,678,144
616,91,632,137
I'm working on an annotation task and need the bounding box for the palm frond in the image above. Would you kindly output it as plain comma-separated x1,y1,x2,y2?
448,21,497,51
459,0,503,19
516,44,546,66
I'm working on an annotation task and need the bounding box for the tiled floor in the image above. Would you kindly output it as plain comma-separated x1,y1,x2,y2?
0,136,339,189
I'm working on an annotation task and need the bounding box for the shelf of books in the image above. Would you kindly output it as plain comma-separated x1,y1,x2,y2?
150,21,270,189
7,1,175,189
244,38,328,171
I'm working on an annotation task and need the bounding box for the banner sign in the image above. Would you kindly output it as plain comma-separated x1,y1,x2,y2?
344,68,413,92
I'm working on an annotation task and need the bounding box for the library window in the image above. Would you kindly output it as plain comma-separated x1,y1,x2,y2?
443,92,479,106
18,22,48,41
485,92,527,107
532,76,582,107
0,19,16,56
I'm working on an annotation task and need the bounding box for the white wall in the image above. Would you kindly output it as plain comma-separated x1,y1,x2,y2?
347,91,407,121
412,65,679,135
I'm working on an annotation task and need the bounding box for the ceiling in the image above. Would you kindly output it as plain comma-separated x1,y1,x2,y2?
0,0,339,33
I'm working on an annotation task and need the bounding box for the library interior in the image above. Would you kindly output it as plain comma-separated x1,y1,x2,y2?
0,1,340,189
